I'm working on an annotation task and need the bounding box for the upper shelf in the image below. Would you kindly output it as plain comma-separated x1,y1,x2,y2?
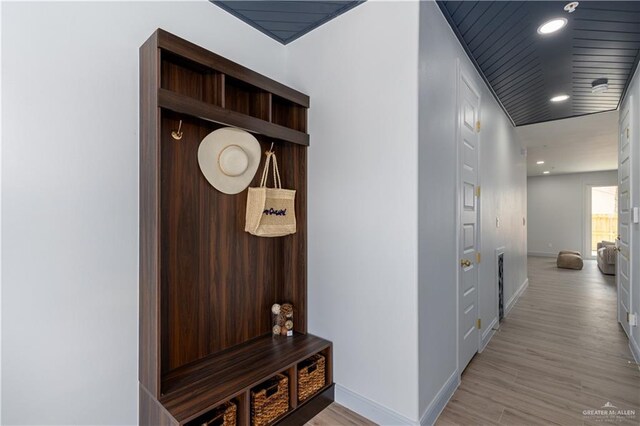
160,333,331,424
154,29,309,146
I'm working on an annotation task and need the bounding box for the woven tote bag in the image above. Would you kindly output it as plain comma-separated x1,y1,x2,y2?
245,150,296,237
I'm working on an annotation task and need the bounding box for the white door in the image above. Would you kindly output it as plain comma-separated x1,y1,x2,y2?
458,73,480,372
617,104,632,337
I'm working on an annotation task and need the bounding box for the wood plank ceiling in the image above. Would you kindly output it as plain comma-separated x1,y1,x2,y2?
211,1,364,45
437,1,640,126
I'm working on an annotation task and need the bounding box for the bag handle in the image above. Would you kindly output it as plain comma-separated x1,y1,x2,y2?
259,150,282,189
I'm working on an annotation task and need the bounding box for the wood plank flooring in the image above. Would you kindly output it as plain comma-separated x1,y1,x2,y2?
308,256,638,425
306,402,377,425
438,256,640,426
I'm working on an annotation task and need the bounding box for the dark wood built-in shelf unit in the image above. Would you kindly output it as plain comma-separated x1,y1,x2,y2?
140,29,333,425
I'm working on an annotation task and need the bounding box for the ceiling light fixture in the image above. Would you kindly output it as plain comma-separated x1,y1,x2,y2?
591,78,609,94
564,2,579,13
550,94,570,102
537,18,568,35
543,171,550,174
537,161,545,165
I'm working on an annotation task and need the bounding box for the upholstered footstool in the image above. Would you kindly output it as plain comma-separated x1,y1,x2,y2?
557,251,583,270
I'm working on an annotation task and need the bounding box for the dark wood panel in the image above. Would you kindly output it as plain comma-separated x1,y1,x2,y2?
139,31,161,398
158,89,309,146
161,56,204,101
161,333,331,423
141,385,179,426
288,365,298,410
277,385,335,426
279,142,307,334
272,95,307,133
160,112,281,372
225,76,271,120
156,29,309,107
140,29,330,426
159,51,226,109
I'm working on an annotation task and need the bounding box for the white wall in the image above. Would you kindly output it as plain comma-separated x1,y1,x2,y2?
527,170,618,257
1,2,287,424
286,2,421,422
620,66,640,361
0,1,3,418
418,1,528,419
3,1,532,424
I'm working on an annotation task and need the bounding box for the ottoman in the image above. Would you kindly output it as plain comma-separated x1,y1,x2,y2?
557,252,583,270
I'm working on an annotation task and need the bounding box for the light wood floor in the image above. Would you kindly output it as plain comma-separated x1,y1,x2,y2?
308,257,639,425
438,256,640,425
306,402,376,425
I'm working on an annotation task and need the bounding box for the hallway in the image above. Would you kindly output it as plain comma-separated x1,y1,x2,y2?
438,256,640,425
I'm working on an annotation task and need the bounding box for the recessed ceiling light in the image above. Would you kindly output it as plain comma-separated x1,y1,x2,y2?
550,94,570,102
537,18,568,35
537,160,545,165
543,171,550,174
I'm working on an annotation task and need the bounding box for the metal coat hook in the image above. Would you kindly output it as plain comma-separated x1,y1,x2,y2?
171,120,183,140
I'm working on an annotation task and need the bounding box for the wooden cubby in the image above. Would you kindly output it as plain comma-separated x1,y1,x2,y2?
225,76,271,121
140,29,333,426
161,52,224,107
272,95,307,133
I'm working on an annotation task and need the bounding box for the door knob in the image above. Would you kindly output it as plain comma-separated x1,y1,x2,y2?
460,259,472,267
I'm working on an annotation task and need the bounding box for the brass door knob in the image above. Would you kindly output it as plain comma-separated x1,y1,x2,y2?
460,259,472,267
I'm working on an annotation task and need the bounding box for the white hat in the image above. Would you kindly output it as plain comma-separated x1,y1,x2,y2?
197,127,261,194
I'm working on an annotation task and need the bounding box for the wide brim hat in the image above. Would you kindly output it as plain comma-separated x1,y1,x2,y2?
197,127,261,194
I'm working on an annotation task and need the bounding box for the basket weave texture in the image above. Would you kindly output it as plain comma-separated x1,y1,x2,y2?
200,401,237,426
251,374,289,426
297,354,326,402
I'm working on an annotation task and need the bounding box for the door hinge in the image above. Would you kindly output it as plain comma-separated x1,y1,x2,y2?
477,319,482,329
476,186,481,198
476,120,481,132
627,128,630,139
476,252,481,264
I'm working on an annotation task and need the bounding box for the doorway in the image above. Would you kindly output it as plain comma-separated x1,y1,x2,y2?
586,185,618,257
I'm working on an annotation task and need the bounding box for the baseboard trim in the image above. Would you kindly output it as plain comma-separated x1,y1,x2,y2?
480,316,498,352
419,370,460,426
335,383,416,425
505,278,528,316
630,336,640,364
527,251,557,258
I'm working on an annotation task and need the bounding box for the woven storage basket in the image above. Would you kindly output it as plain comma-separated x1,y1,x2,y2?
251,374,289,426
200,401,237,426
297,354,326,402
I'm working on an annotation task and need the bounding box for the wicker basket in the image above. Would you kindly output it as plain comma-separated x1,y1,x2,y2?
297,354,326,402
200,401,237,426
251,374,289,426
